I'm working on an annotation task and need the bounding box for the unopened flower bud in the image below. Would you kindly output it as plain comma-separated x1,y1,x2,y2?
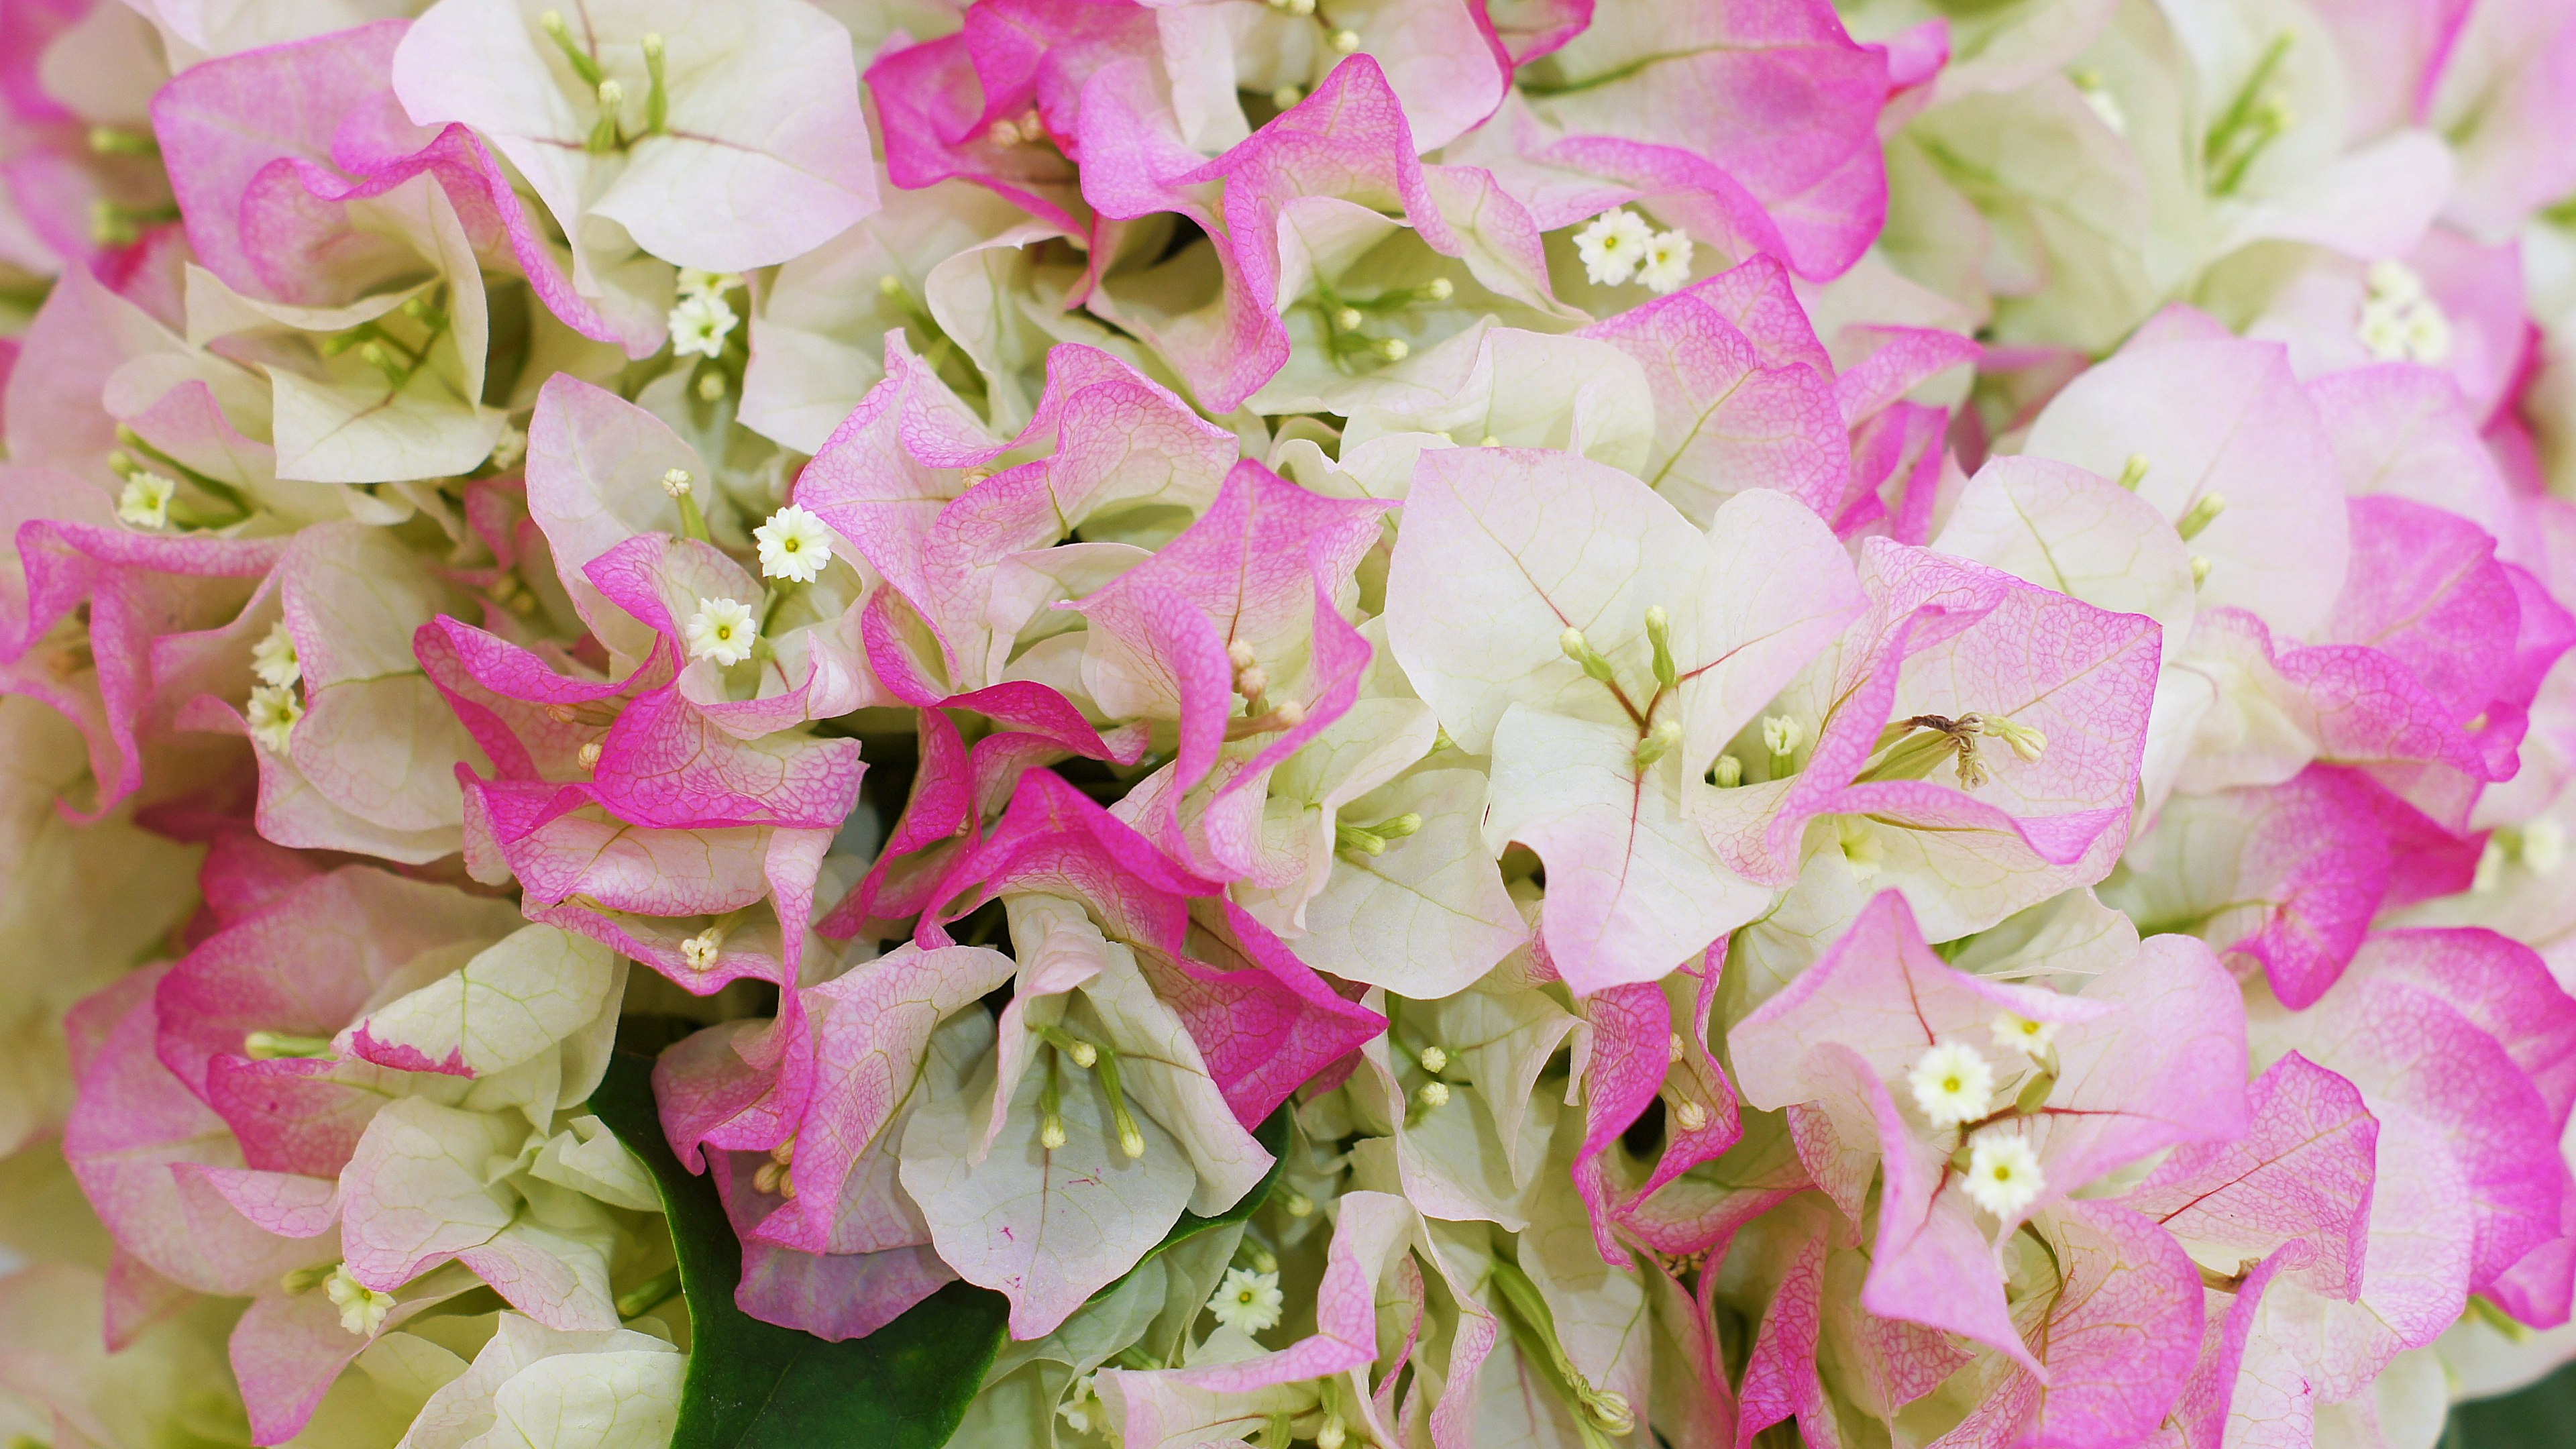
1417,1080,1450,1108
1418,1044,1449,1074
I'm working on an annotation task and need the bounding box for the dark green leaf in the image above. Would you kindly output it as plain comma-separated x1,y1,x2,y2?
590,1051,1292,1448
2446,1358,2576,1448
591,1053,1004,1449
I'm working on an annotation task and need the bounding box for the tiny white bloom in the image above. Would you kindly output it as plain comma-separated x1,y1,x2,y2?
2365,258,2426,306
324,1265,395,1337
1907,1041,1994,1128
2402,303,2452,364
2357,300,2411,360
677,267,741,301
753,504,835,583
669,290,739,359
246,684,303,753
1638,229,1693,294
1417,1079,1450,1108
117,471,178,529
488,420,528,472
251,620,301,688
1207,1267,1284,1333
685,597,759,665
1573,209,1652,286
1762,713,1804,757
680,926,724,971
1962,1128,2046,1218
1990,1011,2057,1058
1056,1371,1102,1435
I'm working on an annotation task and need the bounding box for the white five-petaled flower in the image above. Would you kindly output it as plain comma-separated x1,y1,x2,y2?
753,504,834,583
117,471,178,529
1907,1041,1994,1128
246,684,303,753
1573,209,1653,287
1990,1011,2057,1058
669,290,739,360
1638,229,1693,294
251,620,301,688
1208,1267,1284,1333
685,597,759,665
1962,1128,2046,1218
324,1266,395,1337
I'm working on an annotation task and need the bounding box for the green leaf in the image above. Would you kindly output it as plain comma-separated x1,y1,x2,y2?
2447,1359,2576,1448
590,1053,1004,1449
589,1051,1291,1448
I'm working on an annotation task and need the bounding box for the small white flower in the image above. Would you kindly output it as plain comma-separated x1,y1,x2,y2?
1417,1079,1450,1108
488,420,528,472
684,597,759,665
1990,1012,2057,1058
1762,713,1805,758
251,620,301,688
2402,304,2452,364
1207,1267,1284,1333
1638,229,1693,294
2365,258,2426,306
117,471,178,529
753,504,835,583
324,1266,395,1337
680,925,725,971
677,267,742,301
669,290,739,359
1056,1371,1103,1436
1907,1041,1994,1128
246,684,303,753
1962,1128,2046,1218
1573,209,1652,287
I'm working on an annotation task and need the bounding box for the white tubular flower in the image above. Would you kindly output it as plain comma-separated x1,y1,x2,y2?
1208,1267,1284,1333
246,684,303,753
685,598,759,665
1573,209,1652,286
1762,713,1805,758
676,267,741,300
1056,1371,1103,1436
1638,229,1694,294
117,471,177,529
489,419,529,472
1963,1128,2046,1218
324,1266,395,1337
1990,1011,2058,1058
251,620,301,688
753,504,834,583
1907,1041,1994,1128
669,290,739,359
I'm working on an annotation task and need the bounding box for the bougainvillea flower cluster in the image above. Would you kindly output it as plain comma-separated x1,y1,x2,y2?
6,1,2576,1447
